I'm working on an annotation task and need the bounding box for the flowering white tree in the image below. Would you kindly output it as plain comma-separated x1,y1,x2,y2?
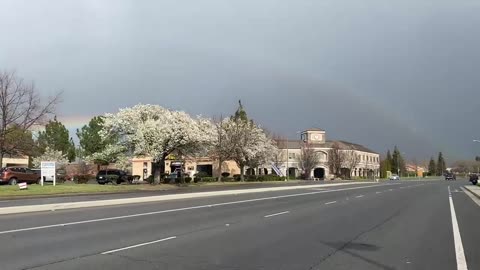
101,104,215,183
224,101,278,181
210,117,237,181
32,147,68,168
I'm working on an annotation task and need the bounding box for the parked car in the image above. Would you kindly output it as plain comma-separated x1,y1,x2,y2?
389,174,400,180
444,172,456,181
0,167,41,185
96,169,133,185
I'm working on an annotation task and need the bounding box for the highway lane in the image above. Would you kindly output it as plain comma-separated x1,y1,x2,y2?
0,180,477,270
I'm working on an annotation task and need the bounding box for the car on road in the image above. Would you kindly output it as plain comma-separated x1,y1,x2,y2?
444,172,456,181
96,169,134,185
389,174,400,180
0,167,41,185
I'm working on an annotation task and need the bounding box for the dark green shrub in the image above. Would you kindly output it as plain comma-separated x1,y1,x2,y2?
221,172,230,178
145,175,154,184
233,174,241,181
185,177,192,183
194,177,201,183
245,175,257,182
56,175,67,183
222,177,234,182
202,177,217,182
195,171,209,178
74,174,91,184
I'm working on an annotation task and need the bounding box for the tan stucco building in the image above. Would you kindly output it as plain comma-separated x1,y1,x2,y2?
1,156,29,168
275,129,380,179
132,128,379,180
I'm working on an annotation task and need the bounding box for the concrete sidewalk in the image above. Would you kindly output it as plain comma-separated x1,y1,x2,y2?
464,185,480,199
0,182,377,215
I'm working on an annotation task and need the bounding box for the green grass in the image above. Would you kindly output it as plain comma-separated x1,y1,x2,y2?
0,183,177,198
0,180,302,198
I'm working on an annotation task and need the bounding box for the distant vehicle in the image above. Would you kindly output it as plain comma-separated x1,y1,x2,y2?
389,174,400,180
470,174,478,185
444,172,456,181
0,167,41,185
96,169,133,185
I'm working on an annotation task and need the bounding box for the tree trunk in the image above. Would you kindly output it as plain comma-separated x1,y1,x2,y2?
0,152,3,169
153,158,166,185
217,158,223,182
240,165,245,181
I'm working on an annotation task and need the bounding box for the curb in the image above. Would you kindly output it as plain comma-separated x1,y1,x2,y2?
463,185,480,200
0,182,377,215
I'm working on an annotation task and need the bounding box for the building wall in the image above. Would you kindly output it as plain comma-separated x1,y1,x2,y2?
132,157,241,179
2,157,29,167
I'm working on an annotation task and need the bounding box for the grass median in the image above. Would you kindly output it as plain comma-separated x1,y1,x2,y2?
0,180,304,198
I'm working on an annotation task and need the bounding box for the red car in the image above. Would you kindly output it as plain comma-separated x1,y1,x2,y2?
0,167,41,185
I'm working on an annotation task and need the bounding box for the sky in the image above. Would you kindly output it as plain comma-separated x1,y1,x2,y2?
1,0,479,162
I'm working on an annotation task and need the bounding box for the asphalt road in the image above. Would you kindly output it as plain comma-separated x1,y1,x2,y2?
0,180,353,207
0,180,478,270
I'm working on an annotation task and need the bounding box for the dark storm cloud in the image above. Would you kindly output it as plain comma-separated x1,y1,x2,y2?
1,0,479,161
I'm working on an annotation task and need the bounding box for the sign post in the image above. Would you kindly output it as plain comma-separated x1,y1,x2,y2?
41,161,56,186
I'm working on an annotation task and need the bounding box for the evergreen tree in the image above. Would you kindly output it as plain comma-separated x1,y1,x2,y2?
76,116,114,157
385,150,392,172
428,157,436,176
36,117,76,162
436,152,446,176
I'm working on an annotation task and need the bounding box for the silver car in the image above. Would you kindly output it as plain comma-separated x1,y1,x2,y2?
389,174,400,180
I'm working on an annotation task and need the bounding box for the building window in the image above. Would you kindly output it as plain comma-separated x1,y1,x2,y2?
289,153,296,159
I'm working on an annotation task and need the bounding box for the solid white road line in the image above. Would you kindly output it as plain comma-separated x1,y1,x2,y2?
264,211,290,218
376,191,382,194
0,184,392,235
101,236,177,255
325,201,337,205
448,186,468,270
355,195,364,198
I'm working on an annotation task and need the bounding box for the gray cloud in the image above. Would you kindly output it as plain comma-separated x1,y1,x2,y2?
1,0,479,161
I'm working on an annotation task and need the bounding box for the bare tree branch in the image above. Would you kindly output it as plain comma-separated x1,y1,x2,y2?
0,70,61,166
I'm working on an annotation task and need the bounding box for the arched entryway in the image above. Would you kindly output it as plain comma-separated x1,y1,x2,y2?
313,168,325,179
246,168,255,176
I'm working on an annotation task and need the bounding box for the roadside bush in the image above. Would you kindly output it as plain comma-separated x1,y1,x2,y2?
74,174,91,184
56,175,67,183
145,175,154,184
185,177,192,183
245,175,257,182
221,172,230,178
195,171,209,178
222,177,234,182
193,177,201,183
233,174,241,181
263,175,286,181
201,177,217,182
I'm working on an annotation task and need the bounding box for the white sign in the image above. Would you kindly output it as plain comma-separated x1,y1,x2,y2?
41,161,56,186
18,182,28,190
